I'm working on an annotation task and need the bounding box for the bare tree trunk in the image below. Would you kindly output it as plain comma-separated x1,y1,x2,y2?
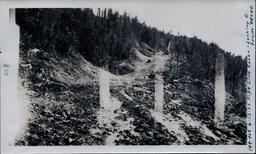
167,40,171,53
176,54,179,73
214,51,226,124
232,71,237,95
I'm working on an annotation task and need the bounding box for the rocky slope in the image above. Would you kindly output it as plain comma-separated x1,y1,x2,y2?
16,44,246,145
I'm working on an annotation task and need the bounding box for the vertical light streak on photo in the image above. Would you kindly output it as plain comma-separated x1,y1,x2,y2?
99,69,111,110
153,46,169,113
214,51,226,123
155,73,164,112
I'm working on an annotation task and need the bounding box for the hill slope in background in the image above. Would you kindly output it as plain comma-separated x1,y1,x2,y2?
15,8,247,145
16,9,247,94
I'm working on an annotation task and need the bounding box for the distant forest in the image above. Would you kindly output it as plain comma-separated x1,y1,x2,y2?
16,8,247,117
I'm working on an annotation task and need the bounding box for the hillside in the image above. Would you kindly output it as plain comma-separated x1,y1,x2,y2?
16,43,246,145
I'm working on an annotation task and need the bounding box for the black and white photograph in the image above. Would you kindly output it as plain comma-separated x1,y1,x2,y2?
0,0,255,153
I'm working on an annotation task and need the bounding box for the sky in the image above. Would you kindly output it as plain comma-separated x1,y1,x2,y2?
100,0,253,58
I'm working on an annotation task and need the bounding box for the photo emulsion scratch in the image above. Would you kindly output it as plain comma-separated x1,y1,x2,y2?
1,1,254,152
